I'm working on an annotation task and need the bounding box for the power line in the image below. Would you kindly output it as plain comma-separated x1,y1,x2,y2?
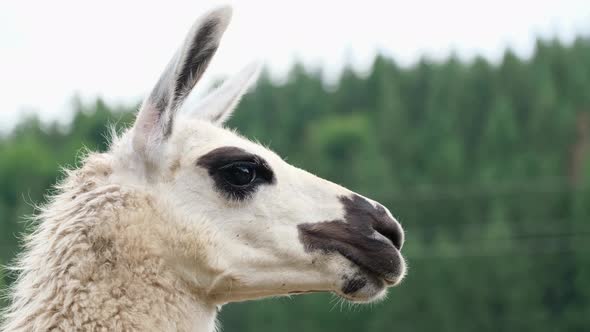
381,177,590,201
406,235,590,260
407,246,590,260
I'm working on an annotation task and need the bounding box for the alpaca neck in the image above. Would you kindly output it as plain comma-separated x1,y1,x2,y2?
3,161,219,331
5,242,218,331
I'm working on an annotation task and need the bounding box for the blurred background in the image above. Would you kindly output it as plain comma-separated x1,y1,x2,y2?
2,1,590,331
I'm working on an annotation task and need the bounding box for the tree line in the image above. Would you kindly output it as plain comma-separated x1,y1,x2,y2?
1,36,590,331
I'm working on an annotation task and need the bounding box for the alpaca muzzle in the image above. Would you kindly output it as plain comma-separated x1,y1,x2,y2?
298,194,405,282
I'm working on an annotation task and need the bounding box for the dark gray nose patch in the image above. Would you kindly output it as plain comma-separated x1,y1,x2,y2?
297,194,404,281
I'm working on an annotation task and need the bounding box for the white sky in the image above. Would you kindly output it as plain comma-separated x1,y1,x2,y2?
1,0,589,131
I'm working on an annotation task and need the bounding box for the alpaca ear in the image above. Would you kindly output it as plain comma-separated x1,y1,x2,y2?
133,6,232,157
191,62,261,125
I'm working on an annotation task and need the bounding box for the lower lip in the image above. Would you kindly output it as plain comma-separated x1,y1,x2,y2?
383,278,397,286
361,265,400,286
337,241,403,284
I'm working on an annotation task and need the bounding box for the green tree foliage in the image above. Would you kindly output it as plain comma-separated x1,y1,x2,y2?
1,37,590,331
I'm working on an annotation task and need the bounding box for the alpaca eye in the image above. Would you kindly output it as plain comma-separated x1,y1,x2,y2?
197,147,276,201
219,162,257,187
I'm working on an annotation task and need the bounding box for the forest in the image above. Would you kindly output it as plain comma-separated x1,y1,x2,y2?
1,37,590,331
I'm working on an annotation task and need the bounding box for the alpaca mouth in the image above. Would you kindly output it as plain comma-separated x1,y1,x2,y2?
336,240,405,302
298,221,405,284
337,239,404,285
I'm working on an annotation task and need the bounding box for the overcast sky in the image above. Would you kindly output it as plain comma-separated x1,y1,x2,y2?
1,0,589,131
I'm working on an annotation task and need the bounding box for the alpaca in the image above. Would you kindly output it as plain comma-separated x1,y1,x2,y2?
1,6,406,332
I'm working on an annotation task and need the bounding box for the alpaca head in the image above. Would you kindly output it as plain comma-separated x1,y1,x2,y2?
121,6,405,305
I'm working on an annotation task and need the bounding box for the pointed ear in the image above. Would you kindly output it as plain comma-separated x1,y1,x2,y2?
191,62,261,125
132,6,232,157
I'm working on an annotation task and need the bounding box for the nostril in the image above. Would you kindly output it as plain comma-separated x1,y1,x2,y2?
372,204,404,250
392,226,404,250
378,223,403,250
342,195,404,250
372,215,404,250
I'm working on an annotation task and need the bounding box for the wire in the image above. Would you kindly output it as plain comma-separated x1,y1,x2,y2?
383,177,588,201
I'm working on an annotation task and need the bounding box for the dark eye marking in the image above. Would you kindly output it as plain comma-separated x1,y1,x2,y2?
196,146,275,200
